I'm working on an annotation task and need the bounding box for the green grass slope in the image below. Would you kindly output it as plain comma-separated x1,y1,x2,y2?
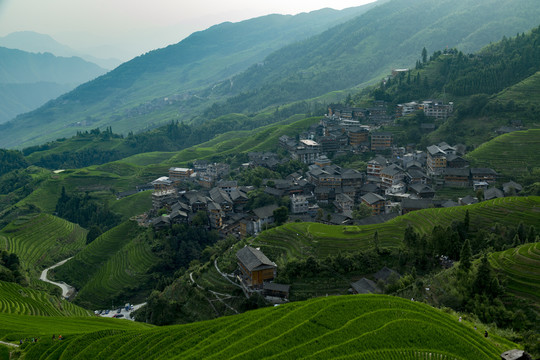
53,221,159,308
0,214,87,272
490,242,540,304
0,312,153,344
0,7,372,148
466,129,540,179
253,197,540,260
0,281,90,317
15,295,514,359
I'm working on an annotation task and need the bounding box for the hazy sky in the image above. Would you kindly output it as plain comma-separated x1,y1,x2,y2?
0,0,375,61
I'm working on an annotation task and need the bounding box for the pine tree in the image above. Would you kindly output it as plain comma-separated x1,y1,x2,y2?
459,239,472,272
527,226,536,243
422,47,428,64
517,222,526,244
373,231,380,254
472,253,493,295
463,210,470,233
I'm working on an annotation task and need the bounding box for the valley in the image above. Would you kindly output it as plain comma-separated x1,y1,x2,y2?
0,0,539,358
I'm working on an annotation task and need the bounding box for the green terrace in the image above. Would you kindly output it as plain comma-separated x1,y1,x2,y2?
52,221,159,308
6,295,514,359
0,281,90,317
253,196,540,260
466,129,540,179
0,214,87,272
490,242,540,305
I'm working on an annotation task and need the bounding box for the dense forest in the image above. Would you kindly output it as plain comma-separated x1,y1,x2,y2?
371,25,540,105
55,187,121,243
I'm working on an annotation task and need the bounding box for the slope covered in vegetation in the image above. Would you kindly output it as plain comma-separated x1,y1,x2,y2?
253,196,540,260
6,295,514,359
466,129,540,180
490,242,540,305
0,281,90,317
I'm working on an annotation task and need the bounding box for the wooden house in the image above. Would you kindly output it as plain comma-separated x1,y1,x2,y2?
236,246,277,288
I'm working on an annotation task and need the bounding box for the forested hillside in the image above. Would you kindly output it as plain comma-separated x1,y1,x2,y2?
0,6,375,148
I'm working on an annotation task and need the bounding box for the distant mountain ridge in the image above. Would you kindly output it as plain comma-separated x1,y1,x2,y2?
0,31,121,69
2,0,540,148
0,47,108,124
0,5,377,148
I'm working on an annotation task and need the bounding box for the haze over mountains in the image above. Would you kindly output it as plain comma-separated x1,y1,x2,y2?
1,0,539,149
0,31,122,70
0,47,107,124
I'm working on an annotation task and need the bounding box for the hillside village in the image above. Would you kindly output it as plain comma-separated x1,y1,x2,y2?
139,92,523,242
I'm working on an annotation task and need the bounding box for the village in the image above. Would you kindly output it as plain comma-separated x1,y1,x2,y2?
136,98,521,235
117,95,524,300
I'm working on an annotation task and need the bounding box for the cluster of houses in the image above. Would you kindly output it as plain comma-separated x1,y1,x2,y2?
134,91,524,239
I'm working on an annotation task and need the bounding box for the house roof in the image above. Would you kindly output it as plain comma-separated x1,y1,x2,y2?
471,168,498,176
427,145,445,156
381,164,403,177
460,195,478,205
351,278,378,294
503,181,522,193
444,168,470,177
484,187,504,200
441,200,459,208
408,183,434,194
361,192,385,205
236,246,276,272
401,198,433,209
354,213,397,226
252,204,279,219
374,267,400,282
263,282,290,293
210,187,232,204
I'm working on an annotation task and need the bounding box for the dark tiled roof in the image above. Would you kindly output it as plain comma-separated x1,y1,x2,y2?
236,246,276,272
253,204,279,219
374,267,400,282
263,282,290,293
444,168,470,177
401,198,433,209
351,278,378,294
361,192,385,205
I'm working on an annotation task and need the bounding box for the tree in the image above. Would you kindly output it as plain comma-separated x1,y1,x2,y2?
463,210,470,233
472,253,495,296
476,189,484,202
373,231,380,254
517,222,526,244
527,226,536,243
422,47,428,64
352,203,372,220
459,239,472,272
273,206,289,225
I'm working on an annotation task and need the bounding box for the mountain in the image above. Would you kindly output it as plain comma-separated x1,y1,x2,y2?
0,31,121,69
2,0,540,149
0,47,108,124
203,0,540,117
0,47,106,84
0,3,376,148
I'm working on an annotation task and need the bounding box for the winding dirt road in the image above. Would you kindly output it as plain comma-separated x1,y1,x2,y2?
39,257,76,298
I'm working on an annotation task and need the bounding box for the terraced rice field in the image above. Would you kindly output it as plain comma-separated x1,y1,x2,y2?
0,313,153,343
466,129,540,178
54,221,159,307
14,295,513,359
254,196,540,259
0,281,90,317
0,214,87,271
490,242,540,304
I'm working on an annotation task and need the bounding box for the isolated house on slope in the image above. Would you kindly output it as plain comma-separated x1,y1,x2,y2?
236,246,277,288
